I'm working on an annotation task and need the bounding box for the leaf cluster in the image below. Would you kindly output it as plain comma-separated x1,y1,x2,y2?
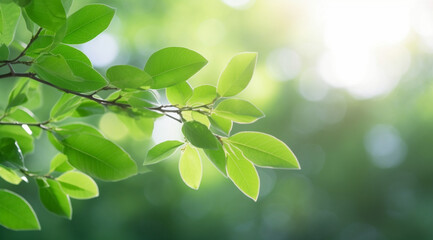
0,0,299,231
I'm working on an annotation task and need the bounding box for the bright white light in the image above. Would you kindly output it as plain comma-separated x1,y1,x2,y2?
318,0,412,99
364,124,407,168
80,33,119,67
21,124,32,135
266,48,302,82
152,116,183,144
221,0,254,9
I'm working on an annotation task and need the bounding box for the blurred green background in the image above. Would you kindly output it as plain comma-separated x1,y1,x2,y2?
2,0,433,239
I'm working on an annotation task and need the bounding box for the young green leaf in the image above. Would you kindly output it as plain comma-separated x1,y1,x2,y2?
116,114,154,140
208,114,232,137
186,85,217,106
48,123,105,152
0,3,20,46
56,171,99,199
50,93,82,121
0,165,22,185
0,138,24,168
37,178,72,219
25,0,66,32
225,144,260,201
166,81,193,106
106,65,153,89
144,140,184,165
51,44,92,66
63,4,115,44
202,141,227,177
0,189,40,230
214,99,264,124
144,47,208,89
217,52,257,97
179,144,202,190
191,111,210,127
61,133,137,181
49,153,74,173
228,132,300,169
182,121,218,150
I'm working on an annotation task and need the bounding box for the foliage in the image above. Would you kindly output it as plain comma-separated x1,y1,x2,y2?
0,0,299,231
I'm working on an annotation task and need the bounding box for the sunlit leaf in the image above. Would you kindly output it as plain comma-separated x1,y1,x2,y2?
217,52,257,97
225,144,259,201
0,189,40,230
37,178,72,219
179,144,202,190
214,99,264,124
57,171,99,199
63,4,115,44
228,132,299,169
145,47,207,89
144,140,184,165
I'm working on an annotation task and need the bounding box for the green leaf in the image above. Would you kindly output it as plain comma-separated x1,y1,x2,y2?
33,55,107,92
165,82,192,106
0,3,20,46
202,141,227,177
191,111,210,127
166,82,193,106
179,144,202,190
0,189,40,230
0,125,33,154
49,123,104,152
208,114,232,137
0,165,22,185
0,44,8,60
61,133,137,181
225,144,259,201
50,93,82,121
106,65,153,89
4,108,42,138
25,0,66,32
63,4,115,44
66,59,107,91
51,44,91,66
6,79,30,111
116,114,154,140
182,121,218,150
214,99,264,124
26,35,55,57
126,91,159,108
71,100,105,117
0,138,24,168
21,8,35,33
56,171,99,199
49,153,73,173
228,132,300,169
144,47,208,89
13,0,31,7
37,178,72,219
217,52,257,97
186,85,217,106
144,140,184,165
